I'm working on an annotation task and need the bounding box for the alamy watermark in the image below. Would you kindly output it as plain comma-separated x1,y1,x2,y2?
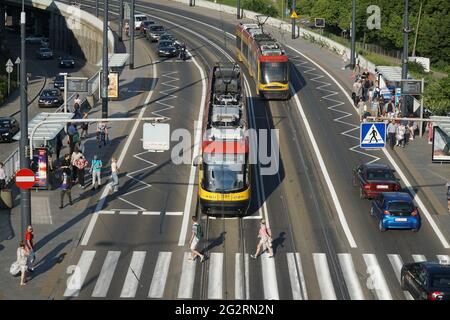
366,5,381,30
67,4,82,31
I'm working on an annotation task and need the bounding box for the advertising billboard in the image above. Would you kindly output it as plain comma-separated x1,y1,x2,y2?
432,127,450,163
30,148,49,188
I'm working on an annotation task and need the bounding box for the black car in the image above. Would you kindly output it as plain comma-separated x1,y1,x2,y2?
38,88,63,108
157,40,178,57
0,117,20,143
36,47,53,59
59,56,75,68
54,73,68,90
401,259,450,300
353,163,401,199
159,33,175,42
140,20,155,34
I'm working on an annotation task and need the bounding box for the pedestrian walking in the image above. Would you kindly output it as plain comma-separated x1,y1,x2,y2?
96,121,108,148
111,157,120,192
188,216,205,262
73,151,88,188
73,93,81,108
446,181,450,213
60,153,72,177
24,225,35,272
251,219,274,259
427,122,433,144
0,162,6,190
396,123,406,147
80,113,89,138
404,123,410,147
352,80,362,106
59,171,73,208
67,123,79,155
90,155,102,190
387,121,396,149
16,241,28,286
357,98,366,121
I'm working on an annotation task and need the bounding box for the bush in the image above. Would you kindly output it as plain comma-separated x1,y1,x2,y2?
242,0,279,18
424,75,450,116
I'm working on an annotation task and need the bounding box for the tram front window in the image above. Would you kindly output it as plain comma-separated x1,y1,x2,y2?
203,153,246,192
260,62,288,84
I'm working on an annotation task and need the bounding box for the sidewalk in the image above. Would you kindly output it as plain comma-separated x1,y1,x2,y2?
0,21,153,299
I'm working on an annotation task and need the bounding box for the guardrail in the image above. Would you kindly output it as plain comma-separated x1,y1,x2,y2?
2,70,100,185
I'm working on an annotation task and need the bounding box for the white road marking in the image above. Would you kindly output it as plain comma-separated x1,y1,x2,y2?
412,254,427,262
235,253,244,299
141,211,161,215
437,255,450,264
337,253,365,300
118,211,138,215
208,253,224,299
285,44,450,249
245,253,250,299
98,210,116,215
64,250,96,297
149,252,172,298
261,253,280,300
387,254,414,300
92,251,121,298
287,252,304,300
165,211,183,216
177,252,197,299
313,253,337,300
363,254,392,300
80,42,158,246
120,251,146,298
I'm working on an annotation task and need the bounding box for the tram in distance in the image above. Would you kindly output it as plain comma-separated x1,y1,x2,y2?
235,22,290,100
194,63,251,215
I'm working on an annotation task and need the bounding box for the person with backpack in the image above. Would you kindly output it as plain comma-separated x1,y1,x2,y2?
251,219,274,259
188,216,205,262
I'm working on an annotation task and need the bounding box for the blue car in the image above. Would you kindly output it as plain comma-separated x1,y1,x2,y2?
370,192,421,232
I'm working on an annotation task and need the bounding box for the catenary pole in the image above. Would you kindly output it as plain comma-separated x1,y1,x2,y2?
102,0,109,118
350,0,356,69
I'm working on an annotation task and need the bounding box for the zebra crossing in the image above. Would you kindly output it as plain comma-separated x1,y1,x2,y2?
63,250,449,300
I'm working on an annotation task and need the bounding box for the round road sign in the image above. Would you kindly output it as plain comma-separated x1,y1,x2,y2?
15,168,36,189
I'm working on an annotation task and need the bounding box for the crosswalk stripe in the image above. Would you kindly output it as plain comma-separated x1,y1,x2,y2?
91,251,121,297
286,253,306,300
261,253,280,300
412,254,426,262
64,250,96,297
337,253,365,300
245,253,250,299
119,211,139,215
177,252,196,299
387,254,413,300
295,253,308,300
437,255,450,264
148,252,172,298
363,254,392,300
235,253,246,299
313,253,337,300
208,253,223,299
99,210,116,215
120,251,146,298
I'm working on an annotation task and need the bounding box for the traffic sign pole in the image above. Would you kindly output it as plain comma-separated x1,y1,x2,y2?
291,0,296,39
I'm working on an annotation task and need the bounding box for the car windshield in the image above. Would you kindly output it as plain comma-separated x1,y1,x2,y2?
136,16,147,22
55,76,64,81
203,153,246,192
366,169,395,181
42,90,58,97
159,41,173,47
387,201,413,215
430,274,450,288
151,26,164,32
0,120,11,128
40,48,51,52
260,62,288,84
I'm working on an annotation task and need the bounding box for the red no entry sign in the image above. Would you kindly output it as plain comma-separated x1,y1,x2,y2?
15,168,36,189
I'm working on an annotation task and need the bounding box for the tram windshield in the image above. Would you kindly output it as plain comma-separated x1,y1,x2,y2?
260,62,288,84
203,153,247,192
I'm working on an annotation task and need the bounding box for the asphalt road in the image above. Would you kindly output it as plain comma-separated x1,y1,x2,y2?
51,0,450,300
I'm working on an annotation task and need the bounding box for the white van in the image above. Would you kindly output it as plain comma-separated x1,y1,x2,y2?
134,14,148,30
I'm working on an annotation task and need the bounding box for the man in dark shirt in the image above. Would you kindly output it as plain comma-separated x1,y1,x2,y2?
59,172,73,209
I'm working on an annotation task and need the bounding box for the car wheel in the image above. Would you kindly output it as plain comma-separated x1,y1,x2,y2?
379,220,386,232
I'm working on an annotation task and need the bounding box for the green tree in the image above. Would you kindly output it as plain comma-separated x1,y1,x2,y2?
242,0,279,17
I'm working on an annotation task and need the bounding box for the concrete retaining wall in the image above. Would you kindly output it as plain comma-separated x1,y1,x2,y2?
170,0,376,74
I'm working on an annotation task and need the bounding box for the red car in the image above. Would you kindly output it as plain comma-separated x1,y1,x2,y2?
353,163,401,199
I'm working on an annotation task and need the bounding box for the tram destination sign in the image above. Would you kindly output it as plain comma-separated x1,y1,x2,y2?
401,79,423,95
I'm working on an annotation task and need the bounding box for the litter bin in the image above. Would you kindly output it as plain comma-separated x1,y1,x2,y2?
0,189,13,209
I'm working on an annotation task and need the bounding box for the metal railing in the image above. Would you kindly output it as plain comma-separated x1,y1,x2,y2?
2,70,100,185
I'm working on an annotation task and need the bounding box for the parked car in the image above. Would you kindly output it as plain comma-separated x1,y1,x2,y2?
146,25,165,42
38,88,63,108
40,37,50,47
36,47,53,59
401,258,450,300
140,20,155,34
353,163,401,199
54,73,68,90
25,34,44,44
59,55,75,68
370,192,421,232
157,40,179,57
0,117,20,143
134,14,148,30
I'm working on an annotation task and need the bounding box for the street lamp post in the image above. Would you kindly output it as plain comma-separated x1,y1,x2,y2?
118,0,123,42
130,0,135,69
350,0,356,69
291,0,296,39
102,0,109,118
401,0,410,117
20,0,31,241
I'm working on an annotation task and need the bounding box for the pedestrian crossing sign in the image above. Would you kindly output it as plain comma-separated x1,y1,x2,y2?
290,11,298,19
360,122,386,149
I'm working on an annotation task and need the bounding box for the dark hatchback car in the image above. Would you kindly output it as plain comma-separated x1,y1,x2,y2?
0,117,20,143
38,89,63,108
401,259,450,300
59,56,75,68
353,163,401,199
370,192,421,232
140,20,155,34
54,73,68,90
157,40,178,57
36,47,53,59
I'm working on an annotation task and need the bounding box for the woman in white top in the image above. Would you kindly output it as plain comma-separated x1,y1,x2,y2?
396,124,406,147
17,241,29,285
250,219,274,259
111,157,120,192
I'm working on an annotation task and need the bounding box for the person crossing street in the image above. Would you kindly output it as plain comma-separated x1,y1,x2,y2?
188,216,205,262
251,219,274,259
